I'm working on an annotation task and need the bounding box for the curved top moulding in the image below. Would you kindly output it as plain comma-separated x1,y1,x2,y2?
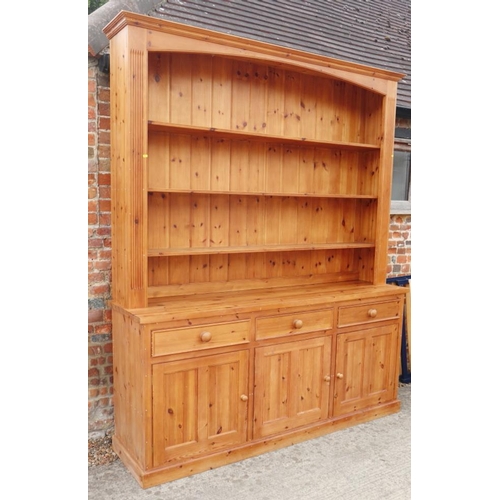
103,10,404,96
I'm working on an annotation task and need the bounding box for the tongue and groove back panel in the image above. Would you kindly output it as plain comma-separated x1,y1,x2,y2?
146,53,383,297
148,53,382,141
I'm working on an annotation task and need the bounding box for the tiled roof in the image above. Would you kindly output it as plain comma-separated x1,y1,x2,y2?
89,0,411,109
149,0,410,109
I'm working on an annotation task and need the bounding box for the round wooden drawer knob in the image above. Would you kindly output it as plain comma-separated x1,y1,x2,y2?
368,309,378,318
240,394,249,402
324,375,331,382
200,331,212,342
293,319,303,329
336,373,344,379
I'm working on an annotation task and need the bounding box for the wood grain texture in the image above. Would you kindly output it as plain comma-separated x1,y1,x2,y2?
107,13,404,489
109,27,149,309
254,336,332,438
151,350,249,467
333,323,399,416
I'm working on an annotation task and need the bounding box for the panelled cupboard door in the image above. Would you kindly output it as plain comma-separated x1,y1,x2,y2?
253,336,332,438
152,350,249,467
333,324,398,416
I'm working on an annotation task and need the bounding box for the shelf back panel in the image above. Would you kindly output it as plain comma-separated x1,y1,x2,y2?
148,53,384,145
147,247,369,289
148,131,380,197
148,193,377,251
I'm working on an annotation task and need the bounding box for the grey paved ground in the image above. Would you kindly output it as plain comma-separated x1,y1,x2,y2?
88,384,410,500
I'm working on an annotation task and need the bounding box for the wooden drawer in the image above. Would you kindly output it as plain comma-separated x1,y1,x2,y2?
256,309,333,340
152,320,250,357
337,299,401,328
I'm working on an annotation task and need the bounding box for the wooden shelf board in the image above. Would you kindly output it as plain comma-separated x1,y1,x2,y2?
148,121,380,152
147,272,360,300
147,188,378,200
148,242,375,257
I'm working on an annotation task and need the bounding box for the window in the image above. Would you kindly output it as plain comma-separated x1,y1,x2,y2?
390,129,411,214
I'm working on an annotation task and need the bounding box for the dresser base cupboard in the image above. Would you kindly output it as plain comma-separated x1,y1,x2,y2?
104,11,408,488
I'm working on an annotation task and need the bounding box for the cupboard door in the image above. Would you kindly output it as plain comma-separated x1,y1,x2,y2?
152,350,249,467
253,336,332,439
333,324,398,416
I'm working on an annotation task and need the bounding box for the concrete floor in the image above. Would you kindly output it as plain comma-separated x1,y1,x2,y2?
88,384,410,500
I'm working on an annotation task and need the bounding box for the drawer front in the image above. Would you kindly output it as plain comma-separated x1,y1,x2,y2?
152,320,250,357
337,299,401,328
256,309,333,340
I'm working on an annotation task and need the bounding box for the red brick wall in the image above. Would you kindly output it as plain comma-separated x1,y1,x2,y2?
87,56,412,435
88,57,114,435
388,113,411,278
387,215,411,277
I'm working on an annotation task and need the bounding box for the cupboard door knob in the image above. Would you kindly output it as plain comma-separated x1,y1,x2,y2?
293,319,303,329
368,308,378,318
200,331,212,342
336,373,344,379
324,375,331,382
240,394,249,402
